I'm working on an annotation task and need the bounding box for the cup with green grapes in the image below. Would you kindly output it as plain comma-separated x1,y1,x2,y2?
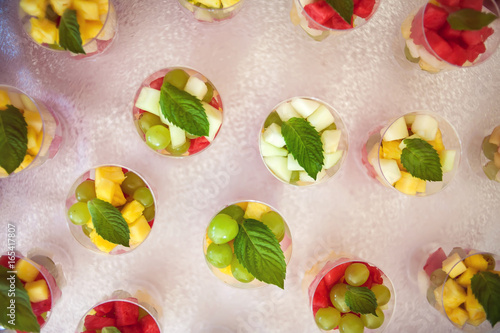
480,125,500,182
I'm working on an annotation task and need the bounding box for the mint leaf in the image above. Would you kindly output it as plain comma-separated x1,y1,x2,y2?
159,81,209,137
325,0,354,25
281,117,324,180
102,327,121,333
0,105,28,174
0,266,40,332
400,138,442,181
471,271,500,327
59,9,86,54
47,43,65,51
87,199,130,247
448,9,497,31
345,286,378,315
234,219,286,289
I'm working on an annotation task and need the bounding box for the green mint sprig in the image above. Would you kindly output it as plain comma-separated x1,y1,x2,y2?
471,271,500,327
87,199,130,247
325,0,354,25
58,9,86,54
400,138,443,181
0,105,28,174
345,285,378,315
448,9,497,31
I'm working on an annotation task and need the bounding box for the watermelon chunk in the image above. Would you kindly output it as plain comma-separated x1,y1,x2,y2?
115,301,140,327
188,136,210,155
323,262,350,290
328,10,353,29
353,0,376,19
437,0,460,6
149,77,164,91
460,0,483,10
466,41,486,61
312,279,330,315
94,302,114,317
37,315,45,326
424,29,454,59
84,315,116,330
139,315,161,333
31,297,52,316
461,27,494,47
423,4,449,31
423,247,447,276
148,219,155,228
411,8,426,45
120,324,142,333
445,42,468,65
369,265,384,285
304,0,336,26
439,22,462,43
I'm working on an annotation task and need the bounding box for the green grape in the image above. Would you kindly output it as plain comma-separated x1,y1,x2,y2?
231,256,254,283
219,205,244,223
206,243,233,268
429,269,447,287
330,283,350,313
143,204,155,222
426,286,436,304
203,83,213,103
345,263,370,286
360,308,384,329
339,313,364,333
483,161,499,180
290,171,300,184
146,125,171,150
371,284,391,306
166,139,190,156
68,202,91,225
121,171,146,196
482,254,496,270
207,214,239,244
75,180,96,202
264,111,283,128
139,113,163,133
81,224,93,237
164,69,190,90
260,211,285,242
315,307,341,330
482,135,498,161
133,187,154,208
404,44,420,63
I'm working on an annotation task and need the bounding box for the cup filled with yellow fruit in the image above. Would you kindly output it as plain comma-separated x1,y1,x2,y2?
177,0,245,23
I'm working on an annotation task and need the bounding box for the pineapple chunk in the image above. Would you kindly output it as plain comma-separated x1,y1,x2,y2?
89,230,117,253
89,0,109,15
464,254,488,271
465,286,486,325
221,0,239,6
219,264,232,275
111,183,126,207
0,90,10,109
445,306,469,327
50,0,72,16
24,279,49,303
235,202,248,210
244,202,271,220
382,140,403,160
129,215,151,245
95,178,116,203
14,154,34,173
30,18,58,45
197,0,221,8
442,253,468,278
20,0,47,17
442,278,467,309
416,178,426,193
81,20,104,42
394,171,420,195
121,200,145,224
27,126,41,156
15,259,40,283
86,219,94,229
23,110,43,133
73,0,100,20
95,166,126,185
428,129,444,153
456,267,478,287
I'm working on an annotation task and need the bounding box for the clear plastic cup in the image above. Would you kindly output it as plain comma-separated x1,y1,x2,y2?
177,0,246,23
479,125,500,182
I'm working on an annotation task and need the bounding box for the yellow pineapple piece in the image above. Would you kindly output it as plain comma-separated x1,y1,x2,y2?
50,0,72,16
205,234,212,252
442,252,467,278
442,278,467,309
86,218,94,229
15,259,40,283
35,130,44,156
464,254,489,271
219,264,232,275
27,126,41,156
243,202,271,220
95,166,126,185
81,20,103,41
95,177,115,203
14,154,34,173
20,0,47,18
416,178,426,193
30,18,58,45
111,183,126,207
88,0,108,15
221,0,239,7
197,0,221,8
23,110,43,133
445,306,469,327
0,90,11,109
25,279,49,303
382,140,402,160
0,167,8,177
456,267,478,287
129,215,151,245
88,309,97,315
394,171,420,195
121,200,145,224
73,0,99,20
428,129,445,153
419,59,441,73
235,202,247,210
90,230,117,253
465,285,486,325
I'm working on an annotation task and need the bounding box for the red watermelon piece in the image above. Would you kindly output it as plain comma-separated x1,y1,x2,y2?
439,22,462,43
139,315,161,333
423,4,449,31
424,29,454,59
37,315,45,326
354,0,376,19
461,27,494,47
148,219,155,228
369,265,384,285
327,10,353,29
209,97,220,110
312,279,330,315
120,324,142,333
437,0,460,6
304,0,336,26
188,136,210,155
115,301,140,327
423,247,447,277
149,77,164,91
84,315,116,330
323,262,350,290
31,297,52,316
94,302,114,317
467,41,486,61
411,8,426,45
445,42,468,65
460,0,483,10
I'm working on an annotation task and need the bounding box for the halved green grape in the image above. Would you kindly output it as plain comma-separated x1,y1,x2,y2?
146,125,171,150
139,113,163,133
330,283,350,313
219,205,245,223
290,171,300,184
82,224,93,237
339,313,364,333
203,83,213,103
166,139,190,156
231,256,254,283
133,187,154,208
361,308,384,329
261,211,285,242
121,172,146,196
206,243,233,268
75,180,96,202
482,135,498,161
482,254,496,270
345,263,370,286
164,69,190,90
429,269,447,287
315,307,341,330
207,214,239,244
483,161,499,180
68,202,91,225
264,111,283,128
404,44,420,63
143,204,155,222
371,284,391,307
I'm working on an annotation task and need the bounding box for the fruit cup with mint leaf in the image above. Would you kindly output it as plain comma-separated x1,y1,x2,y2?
260,97,348,186
290,0,381,41
133,67,223,157
480,124,500,182
362,111,461,196
0,253,63,332
65,165,157,255
203,201,292,289
0,85,62,178
177,0,245,23
400,0,500,73
419,246,500,330
19,0,117,58
303,253,395,332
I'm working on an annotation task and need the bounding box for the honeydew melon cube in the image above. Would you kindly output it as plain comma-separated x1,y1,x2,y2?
169,124,186,149
135,87,160,116
194,8,214,22
406,39,422,59
321,130,341,153
198,0,221,7
260,136,288,157
290,98,320,118
129,215,151,245
184,76,207,101
95,178,116,204
379,158,402,185
25,279,49,303
243,202,271,220
23,110,43,133
15,259,40,283
263,156,292,182
299,169,326,182
74,0,100,20
404,114,416,126
399,134,421,150
7,91,25,110
440,150,456,173
90,230,117,253
202,102,222,142
324,150,343,169
276,102,300,122
411,114,439,141
307,105,334,132
263,123,286,148
401,14,413,40
0,90,10,109
50,0,72,16
95,166,126,185
442,252,467,278
383,117,408,141
287,154,304,171
121,200,145,224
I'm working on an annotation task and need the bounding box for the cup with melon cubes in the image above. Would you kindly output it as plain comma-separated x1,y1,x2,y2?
260,97,348,186
0,253,63,332
203,201,292,289
65,165,157,255
19,0,117,58
303,253,395,332
133,67,223,157
480,124,500,182
177,0,245,23
362,111,461,196
418,245,500,331
0,85,62,178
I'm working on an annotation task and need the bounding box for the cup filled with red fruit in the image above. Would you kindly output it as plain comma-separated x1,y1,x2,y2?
75,290,161,333
480,124,500,182
18,0,117,58
0,252,63,332
303,253,395,332
290,0,381,41
0,85,63,179
203,200,292,289
133,67,223,157
177,0,245,23
418,245,500,331
65,165,157,255
362,110,461,196
399,0,500,73
259,97,348,186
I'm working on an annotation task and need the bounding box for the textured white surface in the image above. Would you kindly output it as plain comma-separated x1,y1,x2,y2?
1,0,500,332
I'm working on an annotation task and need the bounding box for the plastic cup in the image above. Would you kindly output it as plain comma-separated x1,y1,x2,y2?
479,125,500,182
177,0,246,23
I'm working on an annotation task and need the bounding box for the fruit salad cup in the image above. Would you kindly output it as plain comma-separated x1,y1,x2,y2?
19,0,117,58
65,165,157,255
480,125,500,182
399,0,500,73
260,97,348,186
303,253,395,332
133,67,223,157
177,0,245,23
362,111,461,196
418,245,499,331
203,201,293,289
0,252,63,332
75,290,161,332
290,0,381,41
0,85,62,178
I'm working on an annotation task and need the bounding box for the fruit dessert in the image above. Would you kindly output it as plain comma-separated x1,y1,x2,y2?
290,0,379,41
19,0,117,57
363,111,460,196
133,67,223,157
203,201,292,289
421,247,500,330
0,254,62,332
260,97,347,186
66,165,156,254
177,0,245,23
481,125,500,182
400,0,500,73
0,85,62,178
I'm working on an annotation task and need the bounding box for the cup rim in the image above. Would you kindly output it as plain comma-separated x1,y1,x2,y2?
177,0,244,12
479,126,500,183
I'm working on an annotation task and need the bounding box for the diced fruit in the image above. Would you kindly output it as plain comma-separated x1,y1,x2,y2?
321,130,341,153
423,4,449,31
165,124,185,149
95,166,126,185
290,98,320,118
50,0,72,16
324,150,343,169
74,0,100,20
315,307,341,330
383,117,409,141
276,102,300,122
135,87,160,116
394,171,421,195
84,314,116,330
361,307,385,329
111,183,127,207
25,279,50,303
411,114,439,141
442,278,467,308
307,105,335,132
129,215,151,245
456,267,478,287
287,154,305,171
465,286,486,325
261,211,285,241
95,178,116,203
464,253,488,271
197,0,222,7
354,0,376,18
263,156,292,182
15,259,40,283
442,253,467,278
260,137,288,157
401,14,413,39
89,230,117,253
75,180,97,202
425,29,454,61
81,20,103,42
382,140,402,160
437,0,460,6
207,214,239,244
30,18,58,44
206,243,233,268
489,125,500,145
494,152,500,169
188,136,210,154
221,0,239,7
121,200,145,224
115,301,139,327
0,90,10,109
68,202,91,225
440,149,456,173
339,313,364,332
23,110,43,133
304,0,336,26
483,161,499,180
263,123,286,148
461,27,493,47
428,129,444,153
31,297,51,316
380,159,402,185
460,0,483,11
20,0,46,17
184,76,208,100
424,247,447,277
344,263,369,286
201,102,222,142
446,306,469,327
244,202,271,220
94,302,114,316
121,172,146,196
328,10,353,29
299,169,326,182
138,314,161,333
231,256,254,283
